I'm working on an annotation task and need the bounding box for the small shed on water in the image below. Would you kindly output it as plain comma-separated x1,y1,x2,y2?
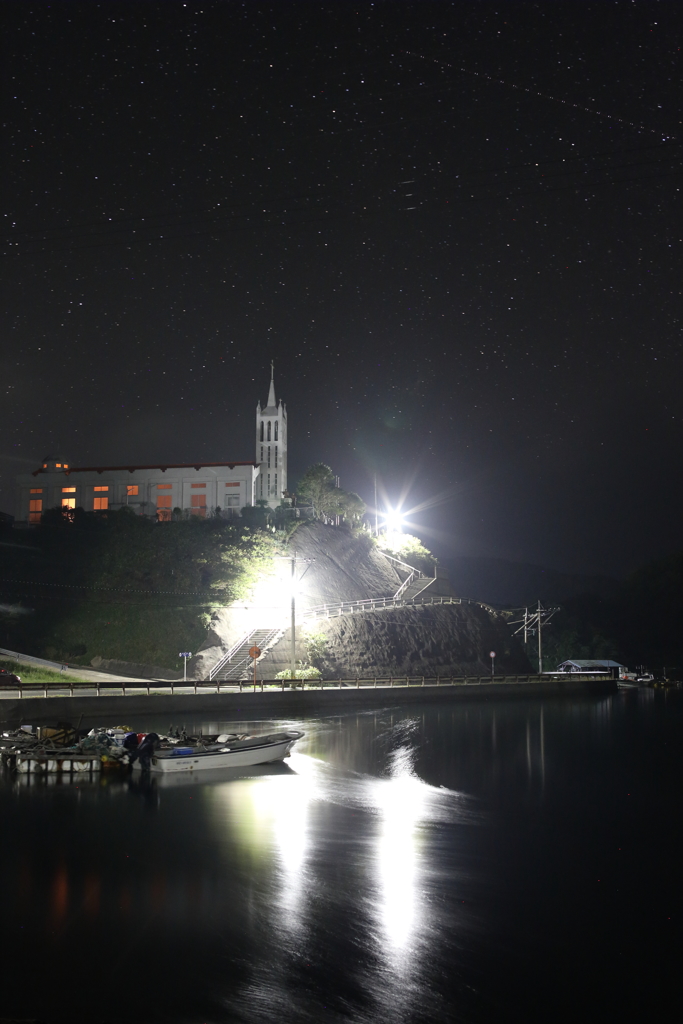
556,659,625,679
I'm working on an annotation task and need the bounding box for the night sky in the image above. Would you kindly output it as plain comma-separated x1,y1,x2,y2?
2,1,682,578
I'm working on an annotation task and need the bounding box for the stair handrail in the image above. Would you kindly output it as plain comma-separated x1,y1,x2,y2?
215,627,284,681
209,629,259,681
393,570,416,601
380,552,427,578
209,622,282,679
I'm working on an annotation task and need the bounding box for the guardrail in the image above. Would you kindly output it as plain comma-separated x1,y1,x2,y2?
0,673,612,698
300,594,499,620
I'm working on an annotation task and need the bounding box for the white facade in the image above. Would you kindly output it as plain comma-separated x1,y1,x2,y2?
14,368,286,524
15,458,260,524
255,363,287,508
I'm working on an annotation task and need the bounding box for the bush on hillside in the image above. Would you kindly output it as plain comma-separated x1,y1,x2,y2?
377,532,436,575
0,509,277,670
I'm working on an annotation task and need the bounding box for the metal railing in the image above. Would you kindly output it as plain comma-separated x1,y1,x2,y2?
208,627,283,681
0,672,613,698
380,551,428,578
212,628,283,682
301,593,470,621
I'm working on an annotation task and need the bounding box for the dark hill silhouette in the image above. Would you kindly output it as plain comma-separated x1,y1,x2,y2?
445,555,620,608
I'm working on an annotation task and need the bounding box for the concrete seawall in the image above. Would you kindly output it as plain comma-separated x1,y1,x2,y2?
0,677,617,725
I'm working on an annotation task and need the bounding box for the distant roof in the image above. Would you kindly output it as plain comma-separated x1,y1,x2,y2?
33,461,258,477
557,659,624,668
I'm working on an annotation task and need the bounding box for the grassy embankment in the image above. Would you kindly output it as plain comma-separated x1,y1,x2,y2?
0,508,277,672
0,657,88,683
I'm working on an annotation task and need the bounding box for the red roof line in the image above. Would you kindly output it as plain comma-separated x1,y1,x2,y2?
32,461,259,477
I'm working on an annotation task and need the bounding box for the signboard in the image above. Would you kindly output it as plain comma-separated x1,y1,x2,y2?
249,646,262,659
489,651,496,658
179,652,192,658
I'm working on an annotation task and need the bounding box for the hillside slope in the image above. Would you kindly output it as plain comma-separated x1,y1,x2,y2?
219,522,532,678
257,602,530,678
286,521,403,608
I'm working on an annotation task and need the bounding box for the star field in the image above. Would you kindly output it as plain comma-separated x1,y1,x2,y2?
1,1,682,576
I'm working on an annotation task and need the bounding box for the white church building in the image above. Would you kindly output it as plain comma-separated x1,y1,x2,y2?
14,369,288,524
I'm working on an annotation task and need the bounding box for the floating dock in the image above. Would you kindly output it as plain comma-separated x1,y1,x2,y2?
1,750,102,774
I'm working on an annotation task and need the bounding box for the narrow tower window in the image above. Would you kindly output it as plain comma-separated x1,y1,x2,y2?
267,421,271,441
274,421,278,441
275,446,278,468
260,422,264,442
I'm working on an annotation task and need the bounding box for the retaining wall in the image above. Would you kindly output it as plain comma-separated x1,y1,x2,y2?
0,677,617,725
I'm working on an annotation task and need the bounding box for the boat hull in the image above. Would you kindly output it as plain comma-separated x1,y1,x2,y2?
132,732,302,774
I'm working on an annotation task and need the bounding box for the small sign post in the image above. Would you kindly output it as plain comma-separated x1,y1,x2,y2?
179,652,192,683
249,645,262,687
490,650,496,679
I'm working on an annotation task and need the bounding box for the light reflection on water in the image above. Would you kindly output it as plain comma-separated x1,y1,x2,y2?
0,690,680,1024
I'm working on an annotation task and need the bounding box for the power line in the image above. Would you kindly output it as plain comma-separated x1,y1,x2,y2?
0,576,223,597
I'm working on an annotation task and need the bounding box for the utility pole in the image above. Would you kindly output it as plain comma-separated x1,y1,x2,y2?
510,602,559,674
277,552,315,680
290,553,296,679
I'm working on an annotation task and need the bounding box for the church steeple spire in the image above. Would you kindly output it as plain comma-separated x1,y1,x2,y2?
255,361,287,507
267,360,276,409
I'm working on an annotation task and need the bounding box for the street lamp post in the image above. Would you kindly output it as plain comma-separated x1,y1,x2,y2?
276,552,314,681
290,554,296,679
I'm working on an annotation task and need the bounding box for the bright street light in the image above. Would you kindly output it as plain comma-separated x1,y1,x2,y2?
382,508,406,533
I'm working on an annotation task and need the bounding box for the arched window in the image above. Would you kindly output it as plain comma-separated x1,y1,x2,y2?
267,421,271,441
260,421,264,442
274,420,278,441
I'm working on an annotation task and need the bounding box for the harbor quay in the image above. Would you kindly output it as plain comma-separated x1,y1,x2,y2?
0,675,616,726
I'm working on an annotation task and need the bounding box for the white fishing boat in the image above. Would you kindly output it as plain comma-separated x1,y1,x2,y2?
131,730,304,774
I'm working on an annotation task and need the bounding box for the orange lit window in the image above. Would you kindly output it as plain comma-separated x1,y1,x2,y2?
30,488,43,494
191,483,206,488
62,497,76,510
93,497,109,510
157,483,172,489
62,487,76,493
29,498,43,523
56,463,62,468
94,486,108,492
190,494,207,517
42,463,47,469
64,464,69,469
157,495,172,521
127,485,139,496
225,482,239,487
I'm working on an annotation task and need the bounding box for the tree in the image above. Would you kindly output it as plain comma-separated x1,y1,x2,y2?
377,532,436,575
239,500,271,529
296,464,366,523
338,490,366,524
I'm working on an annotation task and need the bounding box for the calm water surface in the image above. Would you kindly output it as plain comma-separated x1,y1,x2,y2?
1,690,681,1023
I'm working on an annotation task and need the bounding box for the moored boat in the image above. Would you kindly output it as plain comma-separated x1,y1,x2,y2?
131,730,304,773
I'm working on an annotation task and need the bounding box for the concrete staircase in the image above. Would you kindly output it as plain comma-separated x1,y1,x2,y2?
400,577,436,602
210,627,284,682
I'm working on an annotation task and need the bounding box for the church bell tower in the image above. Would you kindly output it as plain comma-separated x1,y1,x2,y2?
255,362,287,507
